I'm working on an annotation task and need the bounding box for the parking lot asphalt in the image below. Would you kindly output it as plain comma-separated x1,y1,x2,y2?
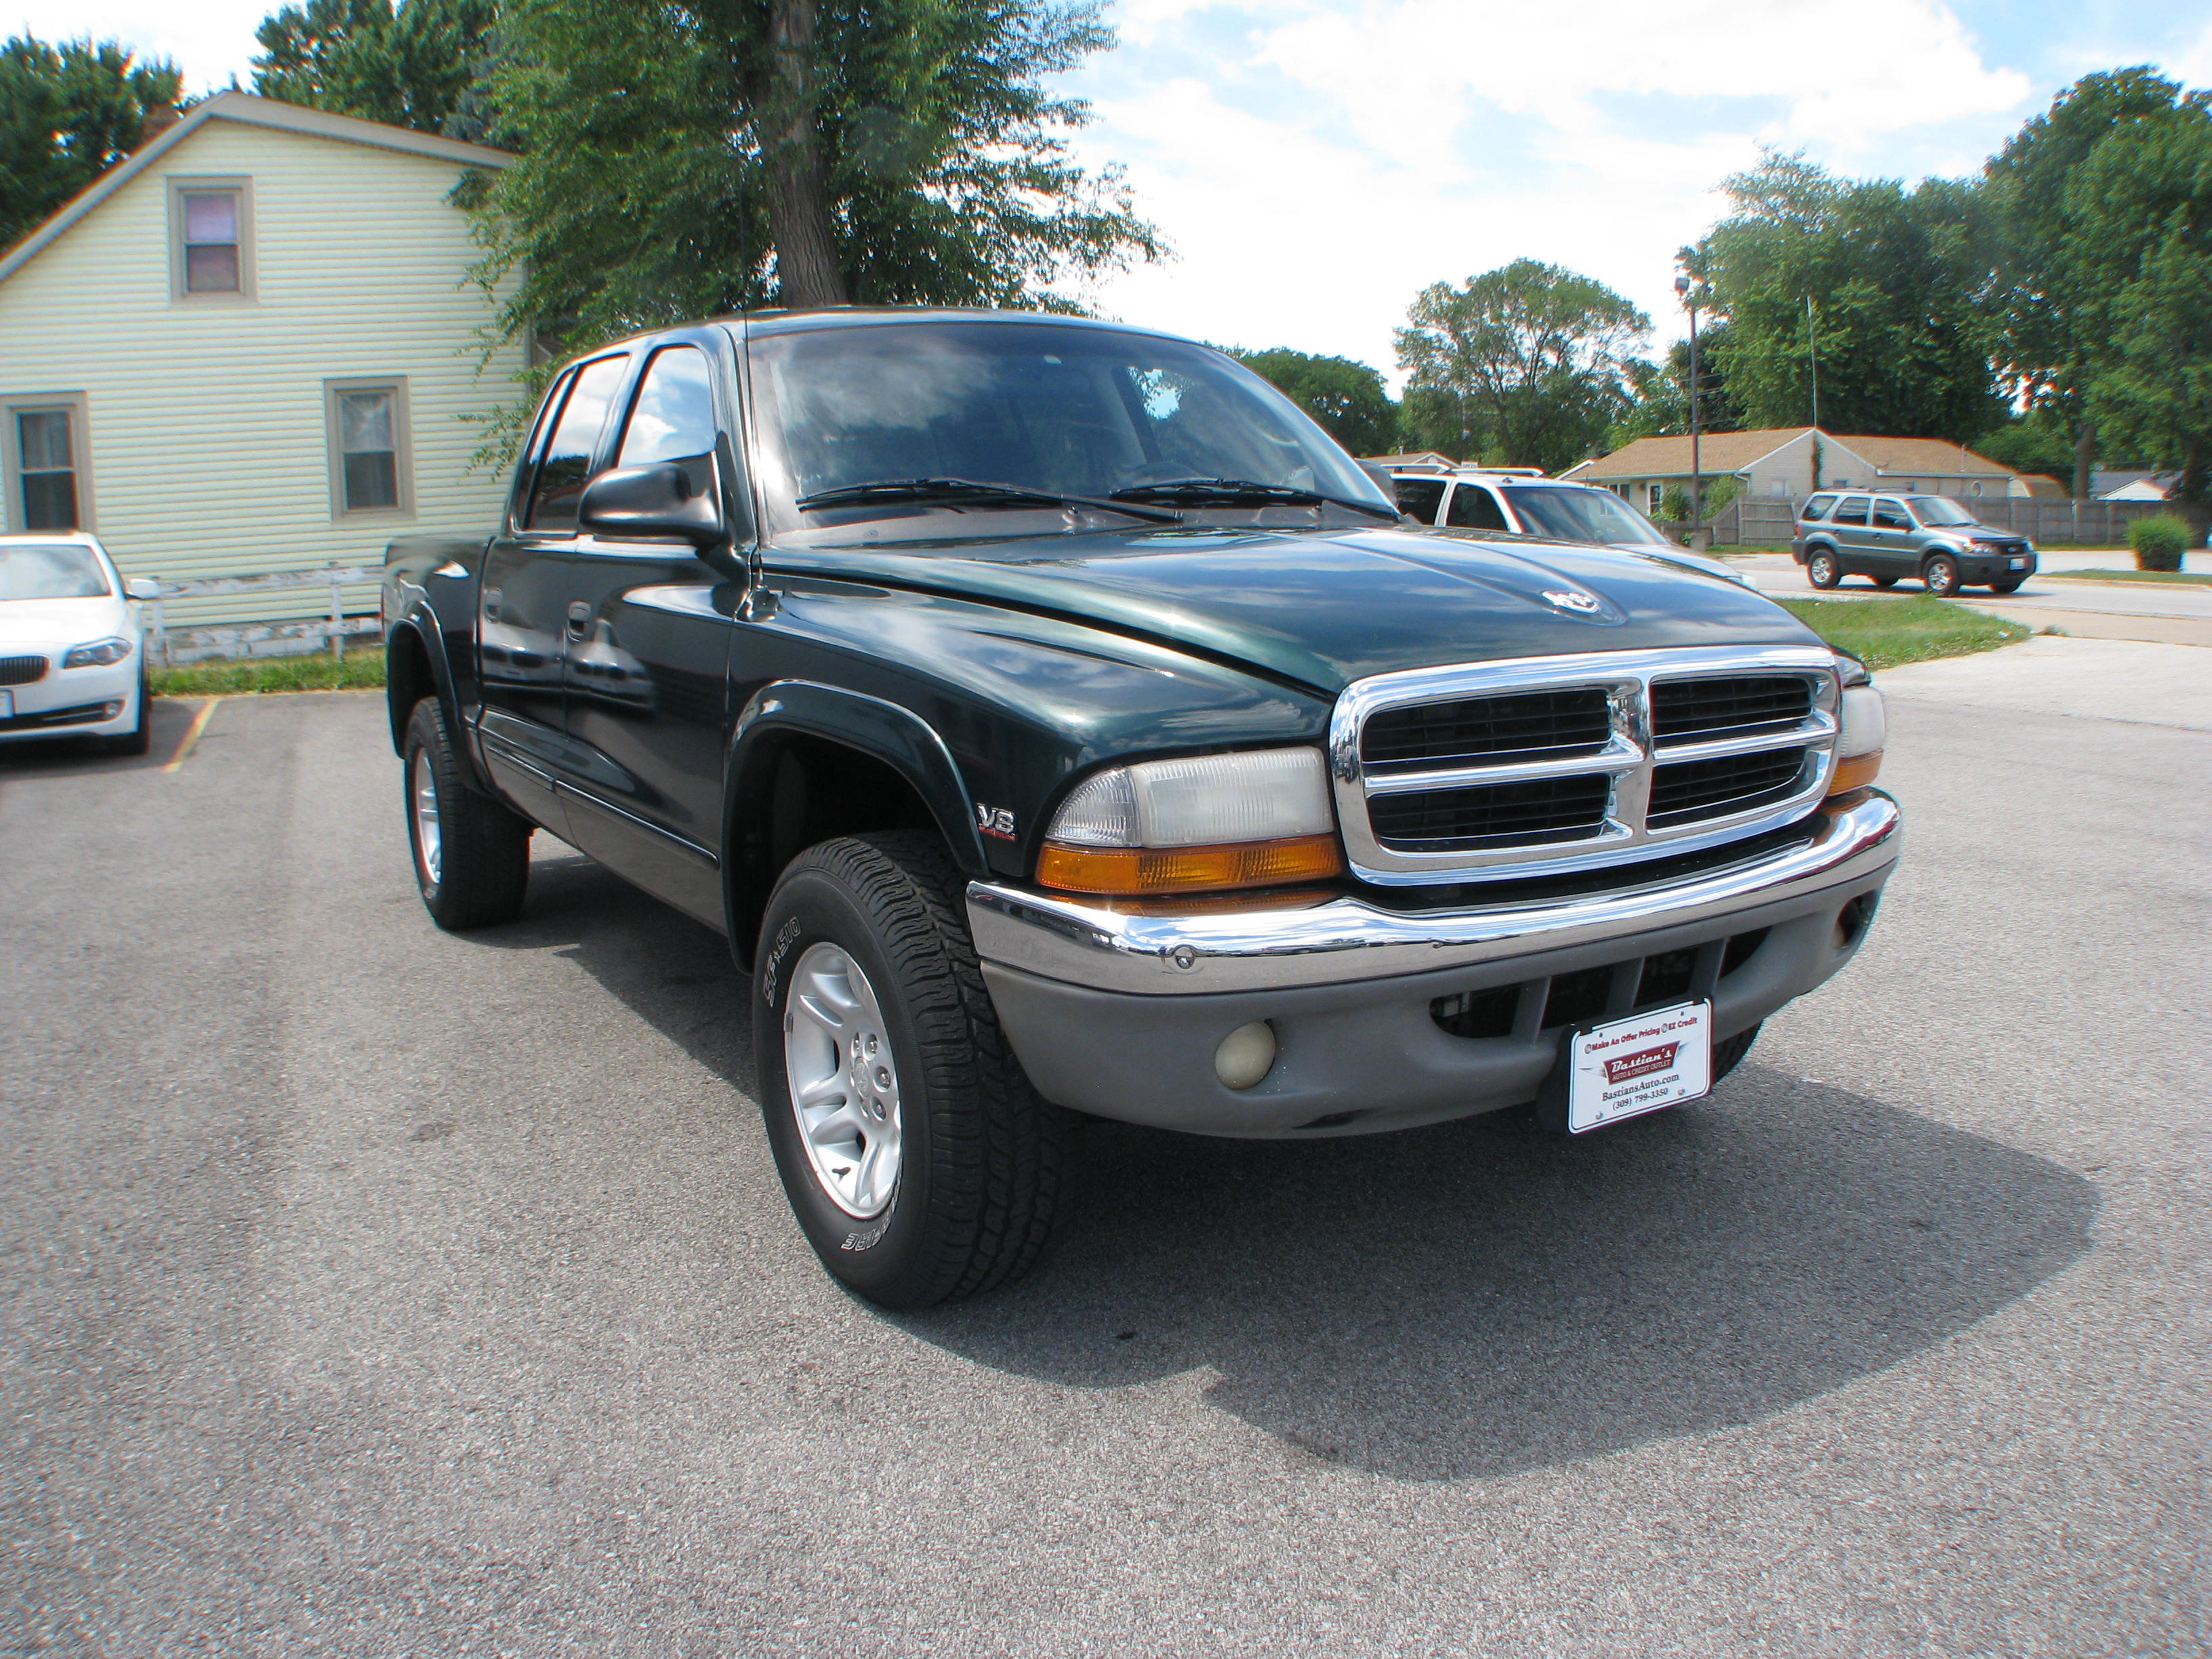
2,665,2207,1656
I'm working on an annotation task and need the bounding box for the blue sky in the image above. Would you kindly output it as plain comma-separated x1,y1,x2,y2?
20,0,2212,380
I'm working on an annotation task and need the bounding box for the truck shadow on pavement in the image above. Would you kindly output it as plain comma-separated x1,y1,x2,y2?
487,852,2099,1486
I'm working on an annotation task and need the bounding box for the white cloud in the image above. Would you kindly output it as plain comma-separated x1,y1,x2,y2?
2168,17,2212,89
1076,0,2033,380
12,0,265,91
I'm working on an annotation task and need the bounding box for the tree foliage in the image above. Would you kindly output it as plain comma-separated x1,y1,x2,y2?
1395,260,1650,474
1610,323,1742,449
1685,153,2003,444
253,0,498,137
1227,347,1396,455
0,34,183,249
464,0,1162,387
1980,68,2187,496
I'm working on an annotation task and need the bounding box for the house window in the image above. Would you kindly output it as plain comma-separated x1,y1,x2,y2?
323,378,413,518
1647,483,1664,515
3,394,93,532
168,177,253,300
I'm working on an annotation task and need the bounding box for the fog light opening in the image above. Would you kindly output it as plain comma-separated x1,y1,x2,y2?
1214,1021,1277,1090
1835,891,1879,951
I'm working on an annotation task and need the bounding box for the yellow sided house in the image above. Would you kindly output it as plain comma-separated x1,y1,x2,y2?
0,91,523,654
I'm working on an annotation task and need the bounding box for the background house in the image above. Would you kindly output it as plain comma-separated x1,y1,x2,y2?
1559,427,2030,514
0,91,523,645
2093,470,2177,501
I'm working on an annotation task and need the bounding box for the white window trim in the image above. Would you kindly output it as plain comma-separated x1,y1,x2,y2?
167,175,256,302
1,390,96,533
323,376,415,520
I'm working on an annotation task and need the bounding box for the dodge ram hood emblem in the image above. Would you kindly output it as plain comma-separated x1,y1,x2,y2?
1542,588,1603,615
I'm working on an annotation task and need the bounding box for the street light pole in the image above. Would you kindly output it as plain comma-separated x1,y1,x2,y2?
1676,273,1702,544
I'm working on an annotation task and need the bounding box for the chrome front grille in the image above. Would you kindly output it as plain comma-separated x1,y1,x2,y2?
1330,646,1841,884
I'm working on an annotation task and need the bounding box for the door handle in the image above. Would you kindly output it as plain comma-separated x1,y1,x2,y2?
566,600,592,637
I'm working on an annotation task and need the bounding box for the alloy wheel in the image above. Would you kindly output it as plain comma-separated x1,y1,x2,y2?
410,747,442,887
783,941,905,1218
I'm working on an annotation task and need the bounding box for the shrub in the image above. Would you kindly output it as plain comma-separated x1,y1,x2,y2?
1658,474,1740,525
2127,514,2190,571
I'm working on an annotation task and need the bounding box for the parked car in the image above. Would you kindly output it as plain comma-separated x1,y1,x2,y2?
383,309,1900,1309
1389,466,1752,586
1792,492,2036,596
0,533,157,756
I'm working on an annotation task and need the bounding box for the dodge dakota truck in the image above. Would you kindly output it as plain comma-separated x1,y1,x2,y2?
382,308,1900,1309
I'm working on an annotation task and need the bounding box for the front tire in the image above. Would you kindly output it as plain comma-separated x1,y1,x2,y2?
1807,550,1841,590
753,832,1072,1309
1923,554,1962,598
1871,575,1899,589
103,668,151,757
403,697,531,930
1989,577,2024,594
1712,1021,1761,1085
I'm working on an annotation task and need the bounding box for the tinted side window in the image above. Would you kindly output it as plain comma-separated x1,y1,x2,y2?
1872,497,1910,530
1393,477,1446,523
1801,493,1836,521
525,355,630,532
1446,483,1510,531
617,346,719,466
1832,495,1870,527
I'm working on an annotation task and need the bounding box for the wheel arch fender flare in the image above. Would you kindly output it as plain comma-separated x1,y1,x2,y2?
386,608,491,794
722,679,991,968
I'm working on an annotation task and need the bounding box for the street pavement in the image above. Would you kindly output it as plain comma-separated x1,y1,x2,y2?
1,660,2207,1656
1730,551,2212,647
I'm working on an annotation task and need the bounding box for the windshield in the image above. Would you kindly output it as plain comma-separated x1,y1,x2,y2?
747,321,1392,541
0,541,109,600
1503,486,1674,547
1908,496,1978,525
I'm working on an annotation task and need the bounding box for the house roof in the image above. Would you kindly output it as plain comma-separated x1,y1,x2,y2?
0,90,510,289
1581,426,2016,483
2015,472,2068,498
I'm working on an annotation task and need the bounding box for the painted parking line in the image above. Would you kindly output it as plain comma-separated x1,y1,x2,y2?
162,697,223,773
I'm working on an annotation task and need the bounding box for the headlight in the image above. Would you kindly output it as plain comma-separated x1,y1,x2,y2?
1828,657,1885,795
62,636,133,668
1038,747,1343,895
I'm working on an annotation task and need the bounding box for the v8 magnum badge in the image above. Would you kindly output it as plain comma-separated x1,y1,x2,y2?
1543,588,1603,615
975,802,1017,840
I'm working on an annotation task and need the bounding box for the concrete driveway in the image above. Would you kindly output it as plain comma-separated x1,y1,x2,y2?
1,652,2205,1656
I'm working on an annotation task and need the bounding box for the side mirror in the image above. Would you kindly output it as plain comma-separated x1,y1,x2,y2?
579,461,726,548
124,577,161,600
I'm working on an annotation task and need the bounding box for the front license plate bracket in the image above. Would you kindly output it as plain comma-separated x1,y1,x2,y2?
1535,1000,1714,1135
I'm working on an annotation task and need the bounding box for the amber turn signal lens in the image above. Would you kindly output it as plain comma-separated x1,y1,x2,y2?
1036,834,1345,896
1828,750,1883,795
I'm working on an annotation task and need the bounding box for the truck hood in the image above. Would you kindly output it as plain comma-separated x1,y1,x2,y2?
766,525,1821,693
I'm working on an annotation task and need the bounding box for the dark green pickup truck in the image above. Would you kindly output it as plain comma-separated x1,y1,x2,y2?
382,308,1900,1307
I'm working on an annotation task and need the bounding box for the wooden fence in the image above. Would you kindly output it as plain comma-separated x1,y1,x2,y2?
142,565,382,665
1700,495,2177,548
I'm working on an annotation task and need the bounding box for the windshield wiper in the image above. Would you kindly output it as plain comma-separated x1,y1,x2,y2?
794,476,1184,525
1108,476,1401,522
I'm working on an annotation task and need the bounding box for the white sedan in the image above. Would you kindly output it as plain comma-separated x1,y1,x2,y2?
0,533,159,756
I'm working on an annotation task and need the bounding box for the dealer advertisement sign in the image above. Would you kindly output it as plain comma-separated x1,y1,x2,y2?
1563,1000,1714,1133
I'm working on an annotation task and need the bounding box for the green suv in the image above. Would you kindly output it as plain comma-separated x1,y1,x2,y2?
1793,492,2037,596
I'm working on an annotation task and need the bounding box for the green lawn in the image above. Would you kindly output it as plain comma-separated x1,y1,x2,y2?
153,653,387,697
1776,596,2030,671
2043,567,2212,586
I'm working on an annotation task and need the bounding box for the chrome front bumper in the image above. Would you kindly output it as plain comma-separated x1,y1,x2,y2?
967,790,1900,998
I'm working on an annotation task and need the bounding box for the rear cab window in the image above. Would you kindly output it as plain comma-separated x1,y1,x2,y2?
524,354,632,533
1832,495,1871,527
1444,483,1510,531
1871,497,1911,530
1393,476,1446,523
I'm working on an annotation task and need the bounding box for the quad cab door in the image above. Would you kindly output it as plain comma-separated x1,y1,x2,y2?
476,352,634,832
1866,495,1917,579
1828,493,1872,575
554,334,749,930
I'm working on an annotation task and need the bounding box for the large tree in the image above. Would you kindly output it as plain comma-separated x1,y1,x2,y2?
1687,153,2002,443
2063,93,2212,533
253,0,498,138
1609,322,1742,449
1981,68,2194,499
463,0,1160,403
0,35,183,249
1227,347,1396,455
1394,260,1649,473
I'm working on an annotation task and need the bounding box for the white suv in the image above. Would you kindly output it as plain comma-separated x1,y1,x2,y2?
1389,467,1749,586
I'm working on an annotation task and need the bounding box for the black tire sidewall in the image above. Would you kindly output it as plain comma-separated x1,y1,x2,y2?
752,862,945,1304
1808,551,1839,588
403,703,446,912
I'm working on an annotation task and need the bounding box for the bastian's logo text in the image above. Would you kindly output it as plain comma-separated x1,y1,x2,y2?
1542,589,1603,615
